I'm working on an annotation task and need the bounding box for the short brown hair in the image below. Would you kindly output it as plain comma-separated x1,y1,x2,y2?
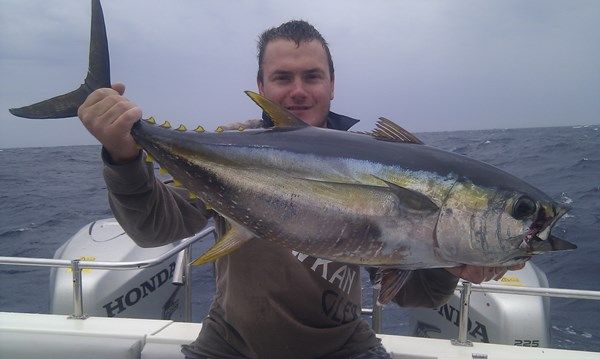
257,20,334,83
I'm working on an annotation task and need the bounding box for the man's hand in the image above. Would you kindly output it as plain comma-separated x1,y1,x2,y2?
78,83,142,164
445,263,526,284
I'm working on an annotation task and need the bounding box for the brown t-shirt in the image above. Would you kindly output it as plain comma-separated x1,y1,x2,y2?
193,230,379,358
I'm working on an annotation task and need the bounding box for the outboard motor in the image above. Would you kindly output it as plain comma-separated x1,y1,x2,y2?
49,218,186,320
408,262,551,347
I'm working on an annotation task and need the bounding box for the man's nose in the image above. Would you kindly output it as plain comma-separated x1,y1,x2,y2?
289,79,308,100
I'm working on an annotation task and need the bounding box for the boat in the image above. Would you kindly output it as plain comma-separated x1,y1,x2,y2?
1,218,599,358
3,0,598,356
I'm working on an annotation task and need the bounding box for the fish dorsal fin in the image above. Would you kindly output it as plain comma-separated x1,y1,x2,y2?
245,91,308,128
372,117,424,144
191,222,254,266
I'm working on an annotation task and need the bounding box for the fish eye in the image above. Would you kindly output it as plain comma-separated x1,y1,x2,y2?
511,196,537,220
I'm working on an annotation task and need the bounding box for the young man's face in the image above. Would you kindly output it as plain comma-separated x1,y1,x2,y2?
258,39,335,128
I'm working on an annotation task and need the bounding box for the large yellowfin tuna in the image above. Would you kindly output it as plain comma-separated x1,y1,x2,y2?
10,0,575,303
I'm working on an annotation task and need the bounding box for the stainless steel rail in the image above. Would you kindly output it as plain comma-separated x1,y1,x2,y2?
453,282,473,346
0,226,216,320
451,281,600,346
361,279,600,341
0,226,215,270
3,235,600,346
458,281,600,300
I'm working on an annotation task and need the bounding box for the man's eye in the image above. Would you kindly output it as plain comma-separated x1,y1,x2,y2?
273,75,291,82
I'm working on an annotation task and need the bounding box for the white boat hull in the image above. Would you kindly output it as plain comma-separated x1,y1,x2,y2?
1,312,598,359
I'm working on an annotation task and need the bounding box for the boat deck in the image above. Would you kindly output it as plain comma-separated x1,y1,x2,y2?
2,312,599,359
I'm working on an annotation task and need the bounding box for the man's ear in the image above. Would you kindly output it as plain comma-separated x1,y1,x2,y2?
330,77,335,100
257,79,265,95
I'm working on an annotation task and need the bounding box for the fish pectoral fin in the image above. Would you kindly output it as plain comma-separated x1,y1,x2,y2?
244,91,308,128
373,176,440,213
191,224,254,266
374,268,413,305
371,117,424,144
292,176,439,214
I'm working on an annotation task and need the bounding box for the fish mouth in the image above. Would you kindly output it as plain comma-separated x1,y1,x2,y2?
521,203,576,253
525,235,578,254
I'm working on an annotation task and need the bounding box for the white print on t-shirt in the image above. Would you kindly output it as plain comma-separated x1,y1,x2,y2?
292,250,357,295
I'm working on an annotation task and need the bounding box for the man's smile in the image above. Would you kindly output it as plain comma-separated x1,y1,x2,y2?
286,105,311,111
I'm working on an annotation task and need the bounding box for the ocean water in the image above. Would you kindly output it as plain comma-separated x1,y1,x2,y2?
1,125,599,351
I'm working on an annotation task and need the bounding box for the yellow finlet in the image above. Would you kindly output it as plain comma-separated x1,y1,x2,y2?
215,126,224,133
172,179,182,187
146,116,156,125
145,153,154,163
189,192,199,200
194,125,205,133
191,224,253,266
175,124,187,132
238,126,245,132
244,91,307,128
159,167,169,175
160,120,172,129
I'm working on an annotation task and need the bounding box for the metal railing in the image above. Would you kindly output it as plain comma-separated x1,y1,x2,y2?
3,232,600,346
363,281,600,345
361,282,600,346
0,226,216,321
451,281,600,346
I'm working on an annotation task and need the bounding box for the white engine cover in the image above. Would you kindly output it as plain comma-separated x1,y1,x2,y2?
49,218,185,321
408,262,551,347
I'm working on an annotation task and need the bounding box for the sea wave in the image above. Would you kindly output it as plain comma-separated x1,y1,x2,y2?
1,128,599,351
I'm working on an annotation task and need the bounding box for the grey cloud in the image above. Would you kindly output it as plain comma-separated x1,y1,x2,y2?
1,0,598,147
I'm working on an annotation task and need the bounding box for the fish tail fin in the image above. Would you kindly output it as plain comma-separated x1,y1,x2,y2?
9,0,110,119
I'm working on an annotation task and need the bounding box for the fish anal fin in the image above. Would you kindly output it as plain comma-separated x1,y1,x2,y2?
373,176,439,213
244,91,308,128
371,117,424,144
191,224,253,266
375,268,413,306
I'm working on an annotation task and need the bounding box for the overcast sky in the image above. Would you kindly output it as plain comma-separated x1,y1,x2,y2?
1,0,598,148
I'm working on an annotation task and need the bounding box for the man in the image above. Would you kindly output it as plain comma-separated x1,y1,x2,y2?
79,20,521,359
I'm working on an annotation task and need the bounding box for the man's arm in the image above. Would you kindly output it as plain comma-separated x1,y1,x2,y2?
80,84,209,247
372,264,527,308
103,149,210,247
391,268,459,308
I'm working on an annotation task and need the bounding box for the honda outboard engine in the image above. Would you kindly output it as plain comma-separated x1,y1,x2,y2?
49,218,186,320
408,262,551,347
